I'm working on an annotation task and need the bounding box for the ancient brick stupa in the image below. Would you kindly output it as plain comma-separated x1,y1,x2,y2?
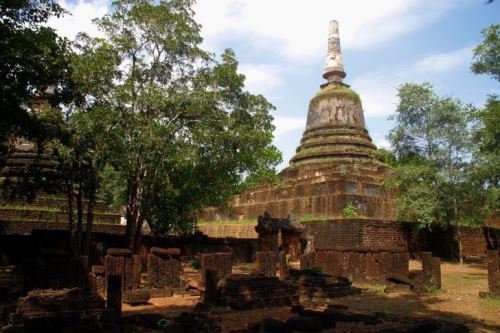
204,20,396,221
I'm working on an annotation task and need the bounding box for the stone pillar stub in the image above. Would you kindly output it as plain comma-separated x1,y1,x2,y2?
421,252,432,284
487,250,500,294
107,275,122,317
431,257,441,289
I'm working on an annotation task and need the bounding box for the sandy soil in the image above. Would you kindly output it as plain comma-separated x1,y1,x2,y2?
332,260,500,333
121,260,500,333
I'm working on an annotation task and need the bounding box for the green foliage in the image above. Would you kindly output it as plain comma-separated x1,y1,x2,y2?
471,24,500,82
98,165,126,212
197,218,256,225
157,318,172,329
69,0,281,247
310,85,362,107
387,83,485,231
469,95,500,218
190,259,201,270
0,0,72,158
371,148,397,166
307,266,325,277
342,203,358,218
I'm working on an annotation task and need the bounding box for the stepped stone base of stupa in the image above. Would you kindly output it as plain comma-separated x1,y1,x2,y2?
202,157,396,221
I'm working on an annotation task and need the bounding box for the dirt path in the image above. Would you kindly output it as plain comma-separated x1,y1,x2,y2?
333,261,500,333
121,261,499,332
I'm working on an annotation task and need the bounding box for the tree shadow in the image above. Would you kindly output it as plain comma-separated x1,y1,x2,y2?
331,290,500,332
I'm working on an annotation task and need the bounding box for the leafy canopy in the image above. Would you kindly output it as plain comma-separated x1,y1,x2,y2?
70,0,281,236
471,24,500,81
387,83,477,229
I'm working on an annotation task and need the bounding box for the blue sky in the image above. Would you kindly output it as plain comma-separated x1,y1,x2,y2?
50,0,499,170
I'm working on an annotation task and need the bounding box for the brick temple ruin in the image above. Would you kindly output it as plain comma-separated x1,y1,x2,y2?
204,20,395,221
0,19,497,333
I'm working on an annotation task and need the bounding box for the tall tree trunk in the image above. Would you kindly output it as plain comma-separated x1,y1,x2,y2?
456,224,464,265
66,180,79,257
83,180,96,256
453,198,463,265
125,154,145,252
75,179,84,256
132,215,145,254
77,179,83,231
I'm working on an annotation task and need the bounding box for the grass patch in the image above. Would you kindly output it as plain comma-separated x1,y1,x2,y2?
235,262,256,272
0,204,61,212
310,86,362,107
480,295,500,309
197,219,257,225
367,283,386,293
300,215,332,222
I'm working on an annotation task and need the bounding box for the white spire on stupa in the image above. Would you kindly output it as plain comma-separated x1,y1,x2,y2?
322,20,346,85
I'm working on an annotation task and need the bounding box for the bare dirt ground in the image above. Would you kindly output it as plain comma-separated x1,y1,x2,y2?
121,260,500,333
333,260,500,333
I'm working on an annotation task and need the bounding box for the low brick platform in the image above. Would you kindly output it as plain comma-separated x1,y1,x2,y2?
3,288,116,332
309,250,409,281
289,269,360,305
104,248,141,292
200,252,232,286
220,274,299,310
147,247,181,290
123,289,151,305
256,251,278,277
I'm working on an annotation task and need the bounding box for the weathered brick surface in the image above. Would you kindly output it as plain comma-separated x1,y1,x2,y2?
300,252,316,270
487,250,500,295
0,220,125,236
282,232,302,261
123,289,150,305
0,208,120,225
104,250,141,293
419,252,442,289
421,252,433,286
278,251,288,280
9,287,115,330
203,269,218,304
200,252,232,286
220,274,299,310
305,220,408,252
431,257,441,289
258,233,279,253
147,248,181,290
256,251,278,278
310,250,409,281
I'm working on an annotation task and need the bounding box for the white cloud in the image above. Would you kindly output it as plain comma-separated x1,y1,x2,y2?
238,64,284,95
374,137,391,150
411,47,472,74
273,116,306,136
352,47,473,117
47,0,108,40
194,0,463,63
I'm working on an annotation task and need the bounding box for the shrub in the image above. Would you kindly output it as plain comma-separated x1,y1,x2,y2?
343,203,358,218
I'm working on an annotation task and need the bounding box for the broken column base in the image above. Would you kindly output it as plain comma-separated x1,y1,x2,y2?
123,289,151,305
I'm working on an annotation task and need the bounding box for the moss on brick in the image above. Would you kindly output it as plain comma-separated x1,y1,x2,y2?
309,86,362,108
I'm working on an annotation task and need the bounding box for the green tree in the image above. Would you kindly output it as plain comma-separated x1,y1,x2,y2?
387,83,476,263
0,0,72,158
471,24,499,81
470,95,500,219
72,0,281,252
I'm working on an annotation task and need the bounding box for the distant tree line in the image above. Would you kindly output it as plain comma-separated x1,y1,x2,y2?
383,24,499,262
0,0,282,255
